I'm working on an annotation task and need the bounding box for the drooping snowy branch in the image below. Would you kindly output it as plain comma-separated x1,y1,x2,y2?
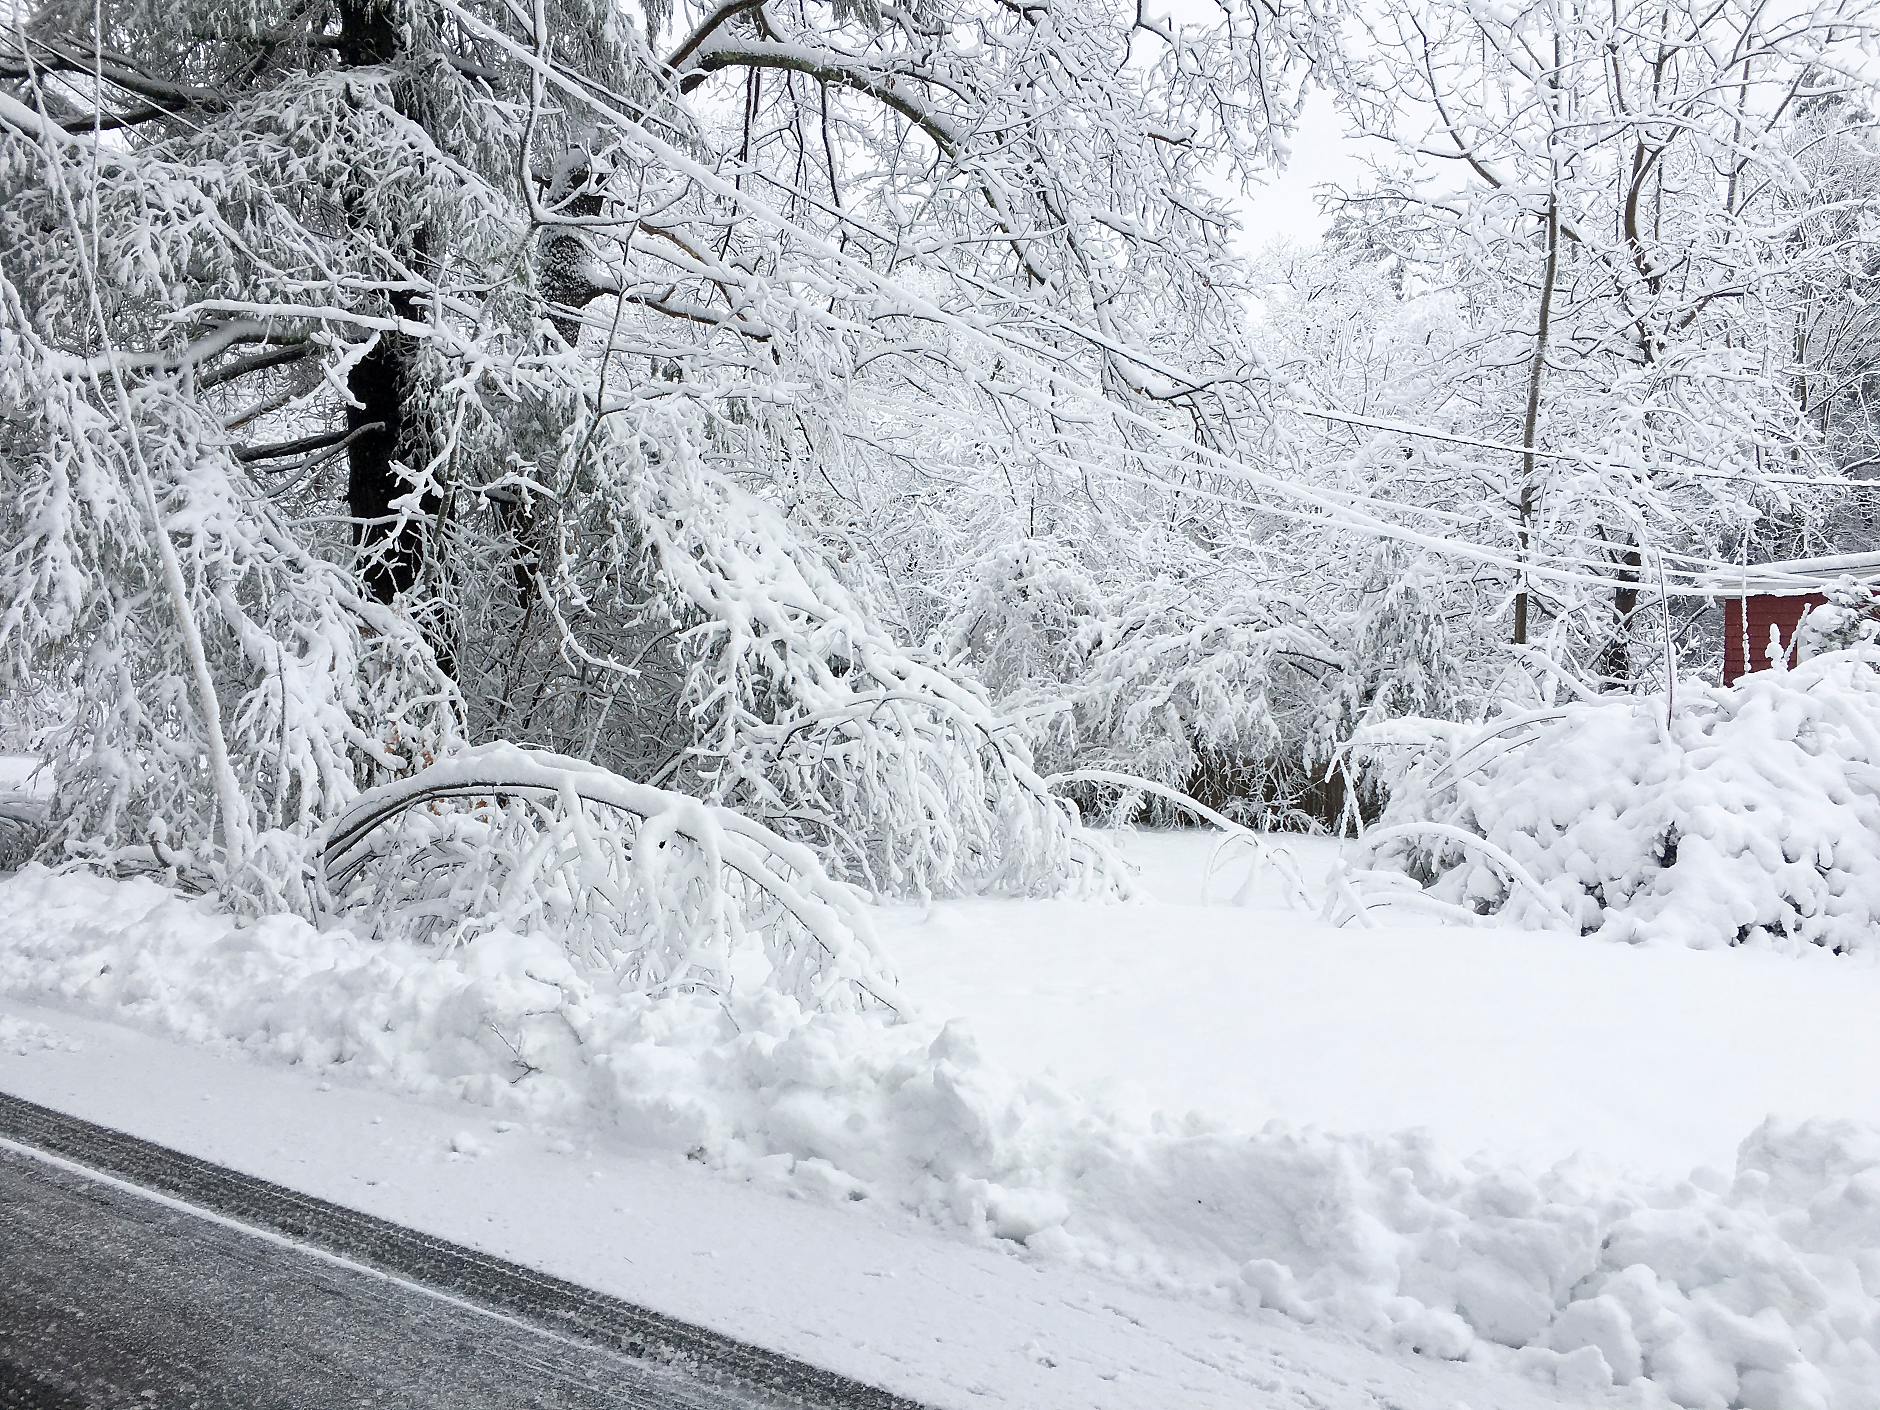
323,741,901,1010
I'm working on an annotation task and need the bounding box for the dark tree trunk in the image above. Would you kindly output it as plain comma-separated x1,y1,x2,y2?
336,0,399,65
345,330,425,605
539,157,611,343
1597,541,1643,687
336,0,453,677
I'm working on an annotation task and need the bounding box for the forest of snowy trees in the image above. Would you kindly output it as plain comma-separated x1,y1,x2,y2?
3,0,1879,956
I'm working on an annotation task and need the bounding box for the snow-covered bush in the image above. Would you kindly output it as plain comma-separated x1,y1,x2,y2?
0,812,37,873
1351,649,1880,953
0,751,50,874
1796,578,1880,660
322,742,900,1012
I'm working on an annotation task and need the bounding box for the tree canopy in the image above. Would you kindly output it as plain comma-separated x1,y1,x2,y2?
3,0,1878,938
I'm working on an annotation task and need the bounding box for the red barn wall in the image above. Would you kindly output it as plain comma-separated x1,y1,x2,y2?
1722,593,1826,685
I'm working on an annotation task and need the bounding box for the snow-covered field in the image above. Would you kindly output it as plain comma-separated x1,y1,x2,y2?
2,830,1878,1409
886,832,1880,1179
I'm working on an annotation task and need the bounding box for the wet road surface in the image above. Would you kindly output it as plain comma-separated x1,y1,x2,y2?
0,1093,921,1410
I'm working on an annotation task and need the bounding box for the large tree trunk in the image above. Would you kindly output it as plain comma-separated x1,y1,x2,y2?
345,330,428,605
336,1,452,675
1513,191,1560,647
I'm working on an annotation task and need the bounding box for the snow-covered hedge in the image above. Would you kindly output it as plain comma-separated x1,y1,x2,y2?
1351,649,1880,954
3,867,1877,1409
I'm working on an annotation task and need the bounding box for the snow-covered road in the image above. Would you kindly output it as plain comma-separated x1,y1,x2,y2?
0,1132,784,1410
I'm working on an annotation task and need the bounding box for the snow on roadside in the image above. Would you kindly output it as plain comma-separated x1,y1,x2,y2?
1,863,1877,1409
0,991,1585,1410
0,1010,79,1056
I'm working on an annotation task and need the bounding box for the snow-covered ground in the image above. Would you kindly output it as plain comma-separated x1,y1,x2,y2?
2,830,1878,1409
0,993,1584,1410
885,832,1880,1179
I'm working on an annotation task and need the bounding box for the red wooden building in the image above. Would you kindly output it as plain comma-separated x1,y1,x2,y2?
1712,552,1880,686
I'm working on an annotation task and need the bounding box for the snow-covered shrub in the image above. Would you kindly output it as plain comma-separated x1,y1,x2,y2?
1310,544,1467,762
0,816,36,873
0,751,49,874
322,743,899,1012
1351,649,1880,953
1796,577,1880,660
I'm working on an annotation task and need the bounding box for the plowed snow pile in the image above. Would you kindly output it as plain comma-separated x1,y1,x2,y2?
1,865,1877,1409
1355,648,1880,954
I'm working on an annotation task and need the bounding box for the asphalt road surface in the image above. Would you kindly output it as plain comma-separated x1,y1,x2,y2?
0,1093,924,1410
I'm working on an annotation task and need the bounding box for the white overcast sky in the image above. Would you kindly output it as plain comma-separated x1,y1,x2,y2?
1229,87,1370,255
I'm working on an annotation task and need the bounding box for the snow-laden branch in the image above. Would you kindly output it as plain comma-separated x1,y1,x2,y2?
1046,767,1315,910
1354,820,1576,930
323,742,902,1012
441,0,1847,597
